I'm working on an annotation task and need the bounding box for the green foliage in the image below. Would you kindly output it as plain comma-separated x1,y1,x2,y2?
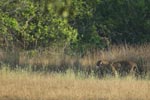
0,0,77,49
69,0,149,46
93,0,150,43
0,0,150,51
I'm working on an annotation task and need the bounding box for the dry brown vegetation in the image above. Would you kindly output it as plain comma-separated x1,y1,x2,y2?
0,44,150,100
1,44,150,76
0,70,150,100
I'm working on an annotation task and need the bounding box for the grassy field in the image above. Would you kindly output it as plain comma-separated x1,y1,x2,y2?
0,44,150,100
0,69,150,100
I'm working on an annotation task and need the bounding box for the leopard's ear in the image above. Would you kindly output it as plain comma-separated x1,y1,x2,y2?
132,66,137,71
96,60,102,66
99,60,103,64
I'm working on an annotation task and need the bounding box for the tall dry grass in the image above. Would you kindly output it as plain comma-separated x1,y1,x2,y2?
0,44,150,100
0,44,150,75
0,69,150,100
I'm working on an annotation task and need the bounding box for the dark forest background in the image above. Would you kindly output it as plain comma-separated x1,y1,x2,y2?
0,0,150,53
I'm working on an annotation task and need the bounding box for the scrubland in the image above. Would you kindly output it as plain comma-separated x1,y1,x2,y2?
0,44,150,100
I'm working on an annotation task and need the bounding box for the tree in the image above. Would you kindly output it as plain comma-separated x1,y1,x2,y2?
0,0,77,49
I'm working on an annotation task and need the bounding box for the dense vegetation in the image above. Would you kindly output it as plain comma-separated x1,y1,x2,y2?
0,1,150,100
0,0,149,51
